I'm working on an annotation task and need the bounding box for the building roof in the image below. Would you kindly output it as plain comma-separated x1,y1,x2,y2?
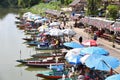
69,0,87,7
45,10,62,17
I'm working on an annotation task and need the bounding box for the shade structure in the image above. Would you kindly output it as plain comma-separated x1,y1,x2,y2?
110,22,120,32
66,54,82,65
65,48,82,59
63,42,84,48
49,64,64,71
38,25,49,32
80,47,109,56
80,54,90,64
62,29,76,36
85,54,120,71
22,12,32,18
65,48,83,65
34,19,43,23
49,22,60,27
82,40,97,46
40,18,49,22
105,74,120,80
26,14,42,21
49,28,63,37
33,15,42,20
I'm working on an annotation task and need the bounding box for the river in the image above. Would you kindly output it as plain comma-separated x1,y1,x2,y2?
0,9,48,80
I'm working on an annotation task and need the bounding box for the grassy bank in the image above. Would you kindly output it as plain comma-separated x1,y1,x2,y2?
27,1,62,16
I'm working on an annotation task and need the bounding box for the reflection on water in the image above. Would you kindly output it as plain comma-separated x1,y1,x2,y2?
25,67,49,72
0,8,46,80
0,8,19,19
15,63,25,67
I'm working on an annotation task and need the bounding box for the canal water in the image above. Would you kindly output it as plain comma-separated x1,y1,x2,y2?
0,9,48,80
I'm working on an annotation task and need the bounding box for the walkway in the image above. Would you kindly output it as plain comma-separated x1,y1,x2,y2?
72,27,120,73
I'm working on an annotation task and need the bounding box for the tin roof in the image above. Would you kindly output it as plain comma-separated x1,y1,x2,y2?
69,0,87,7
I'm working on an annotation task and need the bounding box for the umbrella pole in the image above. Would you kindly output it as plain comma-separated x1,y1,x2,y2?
102,60,119,75
110,68,113,75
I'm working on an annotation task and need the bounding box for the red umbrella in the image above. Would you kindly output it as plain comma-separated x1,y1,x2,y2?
82,40,97,47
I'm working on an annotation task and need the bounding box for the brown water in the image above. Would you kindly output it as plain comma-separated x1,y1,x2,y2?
0,9,48,80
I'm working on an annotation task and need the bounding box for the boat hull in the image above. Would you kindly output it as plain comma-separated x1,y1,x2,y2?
26,62,65,67
36,74,64,80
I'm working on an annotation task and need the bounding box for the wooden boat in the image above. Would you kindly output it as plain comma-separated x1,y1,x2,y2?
26,60,65,67
36,69,68,80
15,15,21,20
16,58,41,64
17,24,26,29
32,54,64,58
35,46,63,50
15,20,22,24
16,59,28,64
24,29,39,35
27,41,40,46
22,37,34,42
16,54,64,64
31,52,64,58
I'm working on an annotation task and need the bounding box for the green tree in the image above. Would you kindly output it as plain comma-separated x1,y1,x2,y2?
0,0,41,8
60,0,64,4
107,5,119,20
87,0,102,16
64,0,72,5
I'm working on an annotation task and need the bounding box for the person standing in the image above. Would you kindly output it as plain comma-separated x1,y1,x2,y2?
93,32,97,41
79,36,83,44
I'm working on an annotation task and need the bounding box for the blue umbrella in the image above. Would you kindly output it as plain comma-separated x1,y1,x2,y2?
105,74,120,80
63,42,84,48
80,47,109,56
41,18,48,21
85,54,120,71
49,64,64,71
66,55,82,65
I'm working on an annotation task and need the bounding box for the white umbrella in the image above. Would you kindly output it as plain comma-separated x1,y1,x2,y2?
22,12,32,18
65,48,82,59
49,22,60,27
49,28,63,36
37,25,49,32
62,29,76,36
34,19,43,23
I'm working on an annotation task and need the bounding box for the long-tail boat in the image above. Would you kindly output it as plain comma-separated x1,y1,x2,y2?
26,59,65,68
36,65,68,80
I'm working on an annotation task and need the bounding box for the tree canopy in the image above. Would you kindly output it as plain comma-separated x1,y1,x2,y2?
87,0,102,16
107,5,119,20
0,0,41,8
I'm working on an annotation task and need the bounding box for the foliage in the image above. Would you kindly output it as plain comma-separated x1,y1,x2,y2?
86,0,102,16
58,0,73,5
0,0,41,8
64,0,73,5
17,0,42,8
107,5,119,20
29,2,61,16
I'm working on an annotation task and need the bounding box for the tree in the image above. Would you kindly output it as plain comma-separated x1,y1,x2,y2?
107,5,119,20
60,0,64,4
64,0,72,5
0,0,41,8
87,0,102,16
